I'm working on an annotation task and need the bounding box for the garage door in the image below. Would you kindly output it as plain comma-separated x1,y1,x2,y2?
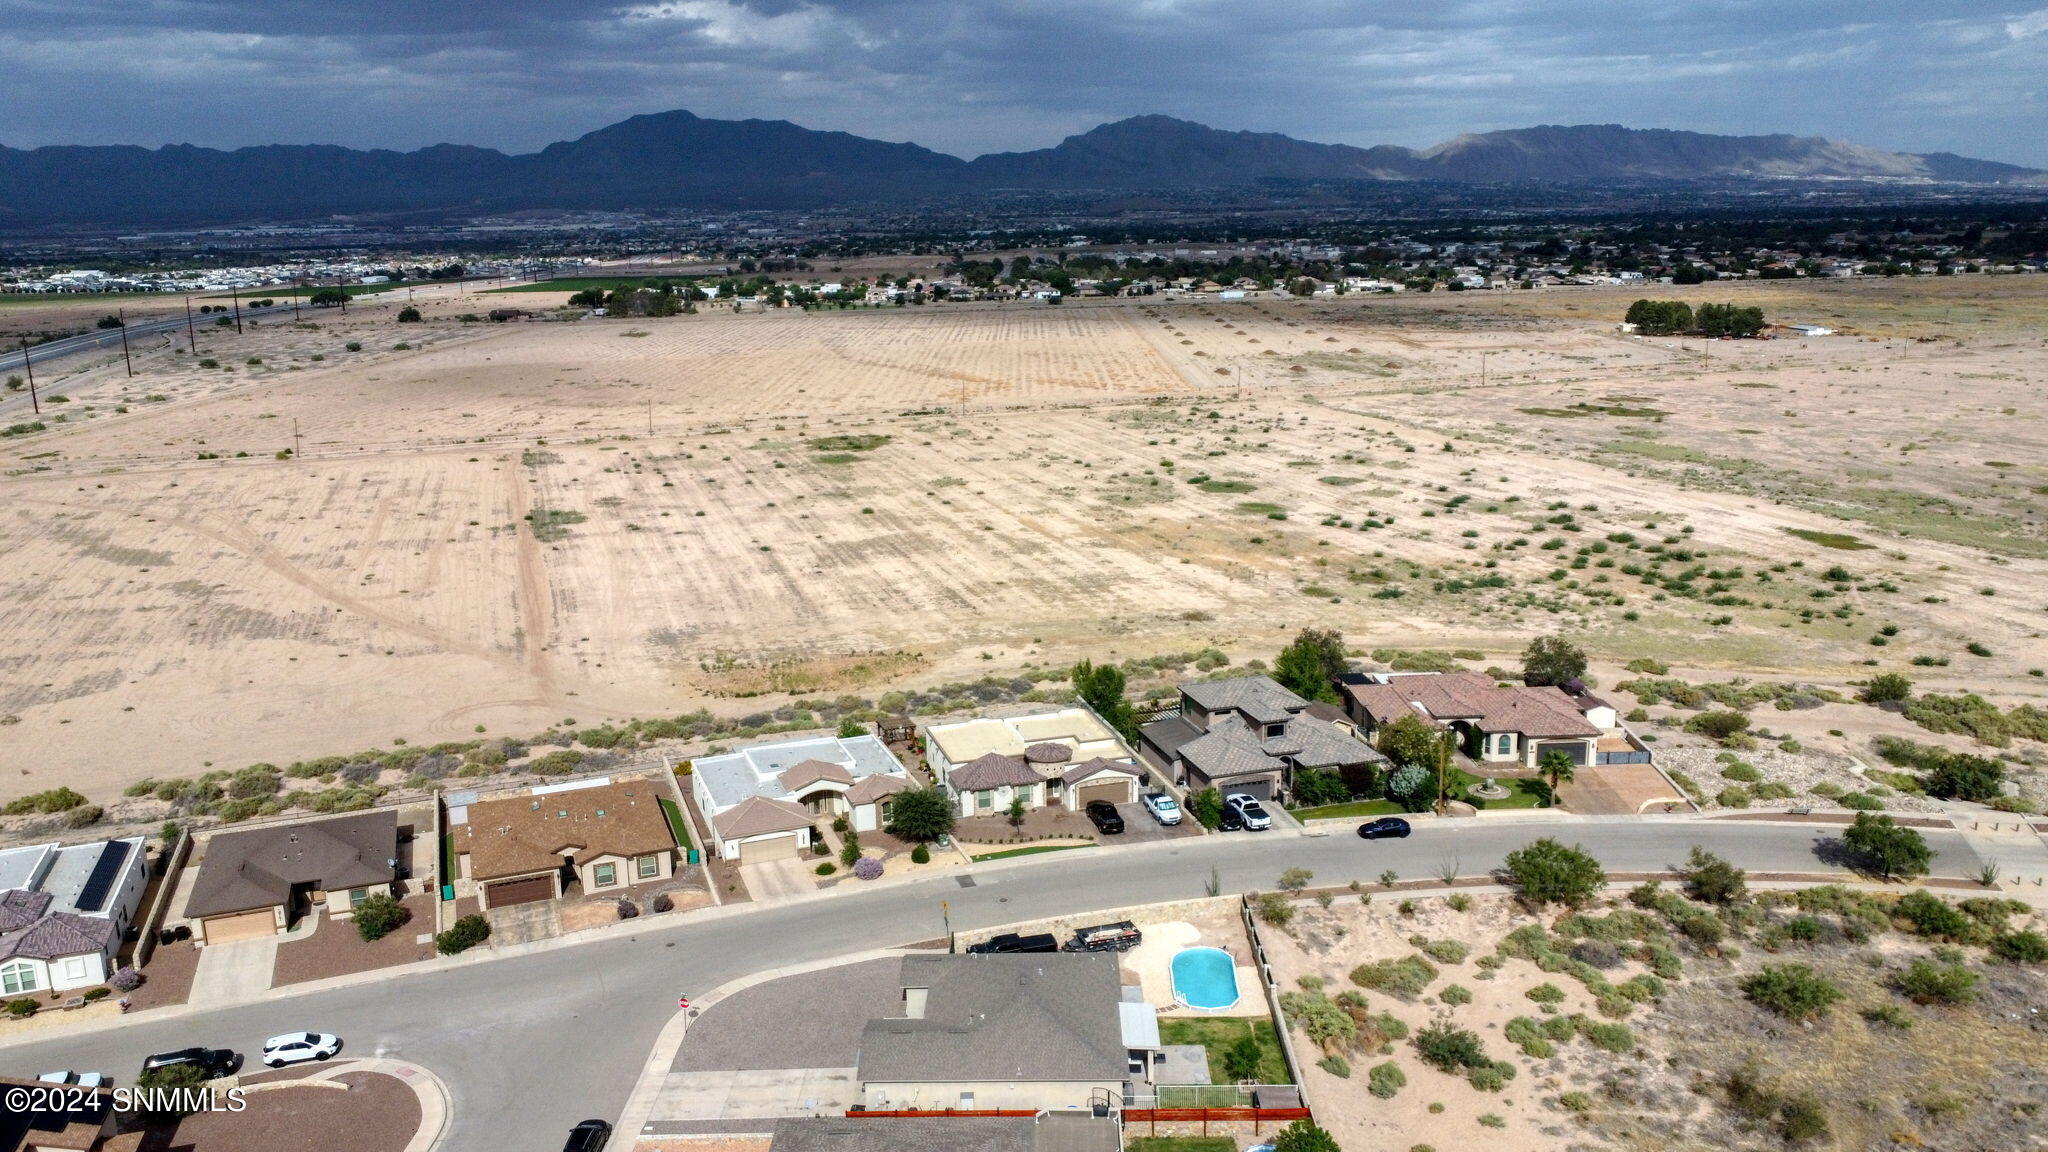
738,834,800,863
1074,779,1130,808
1224,778,1272,802
1535,741,1588,766
203,909,276,944
485,875,555,908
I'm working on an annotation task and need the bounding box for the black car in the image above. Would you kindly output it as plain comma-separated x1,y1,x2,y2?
1217,806,1246,832
140,1047,238,1079
1084,800,1125,834
1357,817,1412,840
563,1119,612,1152
967,931,1060,955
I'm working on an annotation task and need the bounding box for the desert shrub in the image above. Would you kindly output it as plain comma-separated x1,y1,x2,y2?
1680,847,1747,904
1351,954,1439,999
1574,1016,1635,1053
1255,892,1295,926
1862,672,1913,703
1503,838,1606,907
2,787,87,815
1686,710,1751,742
1569,938,1624,969
1367,1061,1406,1098
1778,1095,1830,1142
616,899,640,920
65,805,104,828
108,966,143,992
1504,1016,1555,1058
435,913,491,955
1717,785,1752,808
1991,930,2048,964
1893,890,1978,942
1413,1022,1490,1072
815,862,836,876
1525,982,1566,1005
1742,964,1842,1020
1440,984,1473,1006
1467,1062,1514,1092
1558,1091,1593,1112
1923,753,2005,802
1317,1055,1351,1078
1719,761,1761,783
1862,1002,1913,1029
1894,959,1978,1005
1413,937,1470,965
853,856,884,880
651,892,673,913
6,998,36,1018
352,893,409,942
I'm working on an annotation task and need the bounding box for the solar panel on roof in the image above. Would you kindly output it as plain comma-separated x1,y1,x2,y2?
73,840,130,914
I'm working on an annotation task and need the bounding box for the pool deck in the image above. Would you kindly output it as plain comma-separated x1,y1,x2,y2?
1123,908,1262,1017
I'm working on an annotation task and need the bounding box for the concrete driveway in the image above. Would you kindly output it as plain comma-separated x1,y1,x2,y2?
484,900,560,946
186,935,278,1008
740,857,818,902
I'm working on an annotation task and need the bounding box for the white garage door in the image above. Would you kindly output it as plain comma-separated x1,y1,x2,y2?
739,835,800,863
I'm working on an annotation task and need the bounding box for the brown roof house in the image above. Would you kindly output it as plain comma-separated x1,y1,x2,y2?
451,777,678,910
1339,670,1616,769
182,811,399,945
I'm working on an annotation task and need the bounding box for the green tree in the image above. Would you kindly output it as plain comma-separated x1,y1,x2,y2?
1376,713,1442,768
1503,838,1606,907
351,892,410,942
1680,846,1747,905
884,786,956,843
1005,794,1028,829
1220,1031,1264,1081
1842,812,1931,880
836,716,865,739
396,306,422,323
1291,766,1350,807
1923,753,2003,802
1385,764,1433,813
1273,627,1347,703
309,288,348,307
1272,1119,1341,1152
1521,636,1587,687
1188,787,1225,829
1539,750,1577,794
1071,659,1138,743
1625,298,1693,335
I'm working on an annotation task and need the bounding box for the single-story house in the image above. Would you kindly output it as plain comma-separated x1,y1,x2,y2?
767,1113,1120,1152
0,1075,119,1152
184,812,399,945
1338,670,1611,768
451,776,678,909
0,837,147,994
857,953,1157,1112
692,735,912,863
1139,676,1386,802
924,709,1145,818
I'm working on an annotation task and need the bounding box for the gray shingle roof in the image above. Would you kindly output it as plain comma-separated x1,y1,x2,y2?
713,795,815,840
185,811,397,919
857,954,1127,1085
1180,710,1384,781
1180,675,1309,725
946,752,1042,791
1062,757,1139,786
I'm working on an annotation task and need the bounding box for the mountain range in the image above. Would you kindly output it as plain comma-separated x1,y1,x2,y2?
1,110,2040,226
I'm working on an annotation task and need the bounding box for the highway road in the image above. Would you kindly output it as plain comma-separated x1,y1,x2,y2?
0,817,1983,1151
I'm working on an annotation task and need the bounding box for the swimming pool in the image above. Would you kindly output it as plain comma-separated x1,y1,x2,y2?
1170,946,1241,1011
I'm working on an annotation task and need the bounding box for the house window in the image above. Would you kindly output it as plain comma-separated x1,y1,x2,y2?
594,862,618,887
1494,734,1514,755
0,961,39,994
637,854,659,880
977,791,993,811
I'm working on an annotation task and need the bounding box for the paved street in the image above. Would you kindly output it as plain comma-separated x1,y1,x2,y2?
0,817,1986,1152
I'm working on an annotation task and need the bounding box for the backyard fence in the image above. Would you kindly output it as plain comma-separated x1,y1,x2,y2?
1122,1108,1312,1135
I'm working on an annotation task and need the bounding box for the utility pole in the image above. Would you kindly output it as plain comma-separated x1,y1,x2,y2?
646,398,654,437
292,418,303,461
19,340,38,414
1480,350,1488,387
184,298,198,353
230,287,243,334
117,309,134,377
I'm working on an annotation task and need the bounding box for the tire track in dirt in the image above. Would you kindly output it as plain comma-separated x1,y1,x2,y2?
504,457,560,698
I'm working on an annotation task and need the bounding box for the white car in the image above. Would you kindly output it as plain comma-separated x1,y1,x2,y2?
38,1071,107,1088
1143,792,1182,826
261,1032,342,1068
1225,793,1273,831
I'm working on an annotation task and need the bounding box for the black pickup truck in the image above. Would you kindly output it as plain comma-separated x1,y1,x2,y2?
966,931,1060,955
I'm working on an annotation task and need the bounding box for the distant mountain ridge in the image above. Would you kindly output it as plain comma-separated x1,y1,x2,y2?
0,110,2038,225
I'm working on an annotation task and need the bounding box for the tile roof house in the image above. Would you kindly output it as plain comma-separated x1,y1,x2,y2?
1339,671,1616,768
692,735,911,863
1140,675,1387,803
856,953,1157,1112
0,837,147,994
451,777,678,909
0,1076,121,1152
923,709,1145,819
183,813,399,945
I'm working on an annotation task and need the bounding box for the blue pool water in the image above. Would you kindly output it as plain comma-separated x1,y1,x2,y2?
1171,946,1241,1011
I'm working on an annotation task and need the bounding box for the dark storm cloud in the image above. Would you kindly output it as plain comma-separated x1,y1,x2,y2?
1,0,2042,164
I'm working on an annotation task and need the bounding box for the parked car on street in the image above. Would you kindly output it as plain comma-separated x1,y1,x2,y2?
966,931,1059,955
38,1071,107,1088
260,1032,342,1068
140,1048,238,1079
1064,920,1144,952
1356,817,1412,840
1225,793,1272,831
563,1119,612,1152
1142,792,1182,825
1084,799,1126,834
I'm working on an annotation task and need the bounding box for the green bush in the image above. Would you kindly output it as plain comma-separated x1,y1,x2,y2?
435,913,491,955
1350,954,1438,999
1504,1016,1555,1058
1317,1055,1351,1078
1719,761,1761,783
351,893,409,942
1503,838,1606,907
1893,891,1978,942
815,862,836,876
1893,959,1978,1005
1862,672,1912,703
1991,930,2048,964
910,844,930,865
1,787,87,815
1574,1016,1635,1053
1717,786,1752,808
1524,982,1566,1005
1413,1022,1489,1072
1741,964,1843,1021
1440,984,1473,1007
6,998,37,1018
1558,1091,1593,1112
1413,937,1470,964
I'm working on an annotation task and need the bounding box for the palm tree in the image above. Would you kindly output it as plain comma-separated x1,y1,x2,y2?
1540,750,1577,802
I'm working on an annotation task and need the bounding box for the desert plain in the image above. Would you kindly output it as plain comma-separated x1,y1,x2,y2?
1,276,2045,802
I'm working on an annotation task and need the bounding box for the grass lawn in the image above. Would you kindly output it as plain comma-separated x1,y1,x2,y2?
657,797,692,849
0,291,182,307
1127,1140,1236,1152
969,843,1093,862
1289,798,1406,820
1157,1017,1292,1084
485,276,695,294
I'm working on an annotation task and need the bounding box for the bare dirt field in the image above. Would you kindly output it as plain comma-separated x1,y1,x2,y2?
2,278,2045,804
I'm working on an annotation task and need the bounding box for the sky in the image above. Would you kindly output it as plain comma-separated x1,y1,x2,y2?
2,0,2044,166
